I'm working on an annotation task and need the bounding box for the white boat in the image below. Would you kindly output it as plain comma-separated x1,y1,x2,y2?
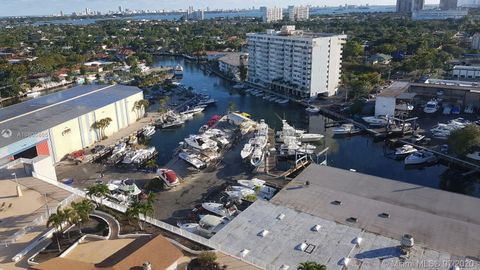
410,134,425,142
466,151,480,161
240,139,254,159
181,106,204,115
306,105,320,113
250,147,264,167
395,145,418,156
122,150,137,164
157,168,180,187
184,134,218,151
132,147,156,164
232,84,244,89
111,142,127,156
198,98,216,106
201,202,238,219
174,64,183,77
161,119,185,129
362,116,390,126
276,98,289,104
404,150,437,165
177,222,199,233
142,125,156,138
179,151,207,169
237,178,266,189
332,123,361,135
225,186,255,199
298,133,324,142
423,100,439,114
26,91,41,98
196,215,230,237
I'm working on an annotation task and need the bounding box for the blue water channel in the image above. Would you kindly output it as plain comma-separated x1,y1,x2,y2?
149,56,480,197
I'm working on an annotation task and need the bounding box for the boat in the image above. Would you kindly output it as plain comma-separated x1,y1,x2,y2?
276,98,289,104
225,186,255,199
452,105,461,114
237,178,266,189
177,222,199,233
122,150,137,164
232,84,244,89
161,119,185,129
464,105,474,114
179,151,207,169
410,134,425,143
298,133,324,142
305,105,320,113
362,116,390,126
132,147,156,165
332,123,361,135
196,215,230,237
197,98,216,106
141,125,156,138
404,150,437,165
174,64,183,77
423,100,439,114
395,145,417,157
184,134,218,151
112,142,127,156
250,147,264,167
26,91,41,98
240,139,254,159
157,168,180,187
201,202,238,219
181,106,204,115
466,151,480,161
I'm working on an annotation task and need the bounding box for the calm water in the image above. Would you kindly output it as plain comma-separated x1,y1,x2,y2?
150,56,480,197
32,6,395,26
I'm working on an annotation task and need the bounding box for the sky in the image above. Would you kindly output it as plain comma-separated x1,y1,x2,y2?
0,0,439,17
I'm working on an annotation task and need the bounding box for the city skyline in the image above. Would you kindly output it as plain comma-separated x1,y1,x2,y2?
0,0,440,17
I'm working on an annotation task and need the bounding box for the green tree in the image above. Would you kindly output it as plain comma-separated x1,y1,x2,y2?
132,99,150,120
145,159,158,171
71,199,94,234
448,125,480,156
298,261,327,270
47,207,67,252
227,101,237,113
86,183,110,205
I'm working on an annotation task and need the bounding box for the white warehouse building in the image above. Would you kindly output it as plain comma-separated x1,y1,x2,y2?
247,26,347,98
452,65,480,79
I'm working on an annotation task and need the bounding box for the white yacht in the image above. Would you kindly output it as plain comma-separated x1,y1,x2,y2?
404,150,437,165
142,125,156,138
237,178,266,189
423,100,439,114
174,65,183,77
181,106,205,115
157,168,180,187
332,123,361,135
305,105,320,113
362,116,390,126
276,120,323,142
466,151,480,161
197,98,216,106
26,91,41,98
196,215,230,238
184,134,218,151
179,151,207,169
250,147,264,167
240,139,254,159
177,222,199,233
201,202,238,219
276,98,289,104
111,142,127,156
225,186,255,199
122,150,137,164
395,145,417,157
132,147,156,165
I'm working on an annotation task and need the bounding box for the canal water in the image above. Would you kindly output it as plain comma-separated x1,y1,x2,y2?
150,56,480,197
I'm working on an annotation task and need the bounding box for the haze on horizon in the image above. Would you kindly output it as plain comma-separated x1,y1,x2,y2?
1,0,439,17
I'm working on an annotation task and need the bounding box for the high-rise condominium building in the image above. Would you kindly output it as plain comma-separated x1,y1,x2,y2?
396,0,424,13
439,0,458,10
260,6,283,23
247,26,347,98
288,6,310,21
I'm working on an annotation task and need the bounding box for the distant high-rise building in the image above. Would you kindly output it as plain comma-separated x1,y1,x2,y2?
287,6,310,21
119,6,123,13
396,0,424,13
440,0,458,10
260,6,283,23
60,10,64,17
247,26,347,97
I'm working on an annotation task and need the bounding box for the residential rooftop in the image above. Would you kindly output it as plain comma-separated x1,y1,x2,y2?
211,165,480,269
218,52,247,67
0,84,142,147
377,81,412,98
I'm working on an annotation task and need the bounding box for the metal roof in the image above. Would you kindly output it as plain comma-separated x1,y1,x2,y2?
0,84,142,147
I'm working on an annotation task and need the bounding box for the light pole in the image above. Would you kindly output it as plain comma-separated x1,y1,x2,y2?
11,172,22,197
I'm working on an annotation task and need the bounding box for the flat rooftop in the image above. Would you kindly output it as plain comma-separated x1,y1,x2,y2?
218,52,247,67
377,81,411,98
0,84,142,147
211,165,480,269
271,165,480,258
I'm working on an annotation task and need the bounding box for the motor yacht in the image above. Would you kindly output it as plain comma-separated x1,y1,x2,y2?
404,150,437,165
423,100,439,114
362,116,390,126
157,168,180,187
141,125,156,138
395,145,418,157
179,151,207,169
332,123,361,135
201,202,238,219
184,134,218,151
305,105,320,113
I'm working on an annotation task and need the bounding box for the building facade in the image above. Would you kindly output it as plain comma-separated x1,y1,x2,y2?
218,52,248,81
247,26,347,98
440,0,458,9
287,6,310,21
396,0,424,13
0,85,144,165
452,65,480,79
260,6,283,23
471,33,480,49
412,9,468,20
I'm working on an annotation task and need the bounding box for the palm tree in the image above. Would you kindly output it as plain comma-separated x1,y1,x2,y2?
47,207,67,252
99,117,112,139
132,99,150,120
298,262,327,270
71,199,94,234
125,202,141,230
86,183,110,205
62,208,75,240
